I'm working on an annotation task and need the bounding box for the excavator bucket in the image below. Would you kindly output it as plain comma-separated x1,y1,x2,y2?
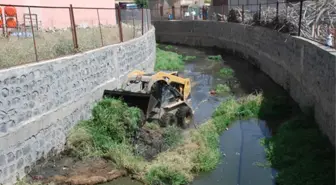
103,90,153,117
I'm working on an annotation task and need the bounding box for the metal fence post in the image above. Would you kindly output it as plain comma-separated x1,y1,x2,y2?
96,9,104,46
258,3,261,22
172,6,175,20
160,6,163,19
298,0,303,36
146,9,150,31
69,4,78,49
333,29,335,48
28,6,38,62
141,8,144,35
276,1,279,22
242,5,244,23
117,6,123,42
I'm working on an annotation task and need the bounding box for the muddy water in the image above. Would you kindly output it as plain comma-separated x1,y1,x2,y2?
106,44,289,185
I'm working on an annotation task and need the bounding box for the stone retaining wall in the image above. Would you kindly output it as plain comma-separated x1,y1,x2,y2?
0,27,156,185
153,20,335,146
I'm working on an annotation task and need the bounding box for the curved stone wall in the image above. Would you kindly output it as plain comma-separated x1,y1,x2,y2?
153,20,335,146
0,27,156,184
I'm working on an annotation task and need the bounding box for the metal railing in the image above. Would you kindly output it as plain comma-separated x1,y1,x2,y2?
0,4,151,69
151,0,336,48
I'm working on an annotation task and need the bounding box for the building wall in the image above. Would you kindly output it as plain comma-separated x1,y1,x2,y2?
153,20,336,146
0,0,116,30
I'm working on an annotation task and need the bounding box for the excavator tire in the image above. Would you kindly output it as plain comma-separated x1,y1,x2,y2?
176,105,193,129
160,112,177,127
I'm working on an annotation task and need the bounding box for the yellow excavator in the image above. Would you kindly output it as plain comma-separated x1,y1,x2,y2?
103,70,194,128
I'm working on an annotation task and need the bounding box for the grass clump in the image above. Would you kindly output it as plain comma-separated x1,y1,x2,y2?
263,115,335,185
215,84,231,94
144,122,220,185
162,125,183,148
183,55,197,61
207,55,222,61
66,98,142,158
155,47,184,71
165,45,174,49
219,68,234,78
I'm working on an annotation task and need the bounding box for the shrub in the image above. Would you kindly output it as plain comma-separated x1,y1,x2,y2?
155,48,184,71
162,126,183,148
207,55,222,61
145,165,189,185
219,68,234,78
215,84,231,94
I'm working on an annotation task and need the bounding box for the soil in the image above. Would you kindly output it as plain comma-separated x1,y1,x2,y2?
28,156,126,185
27,125,167,185
134,125,170,161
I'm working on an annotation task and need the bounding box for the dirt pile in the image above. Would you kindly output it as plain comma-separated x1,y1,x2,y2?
28,157,126,185
134,126,169,160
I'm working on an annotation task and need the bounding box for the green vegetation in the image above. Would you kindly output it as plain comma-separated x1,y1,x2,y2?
262,116,335,185
135,0,148,8
183,55,197,61
215,84,231,94
165,45,174,50
66,93,334,185
219,68,234,78
66,98,142,158
66,98,220,185
155,47,184,71
207,55,222,61
162,126,183,148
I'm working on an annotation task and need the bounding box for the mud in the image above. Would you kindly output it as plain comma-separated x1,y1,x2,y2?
134,126,169,160
27,124,169,185
27,156,126,185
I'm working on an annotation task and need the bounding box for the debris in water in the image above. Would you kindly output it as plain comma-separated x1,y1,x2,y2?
225,127,229,130
210,90,216,95
235,152,240,156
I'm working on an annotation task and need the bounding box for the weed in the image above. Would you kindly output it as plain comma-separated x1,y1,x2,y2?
165,45,174,49
183,55,197,61
207,55,222,61
215,84,231,94
144,122,161,130
145,165,189,185
190,123,221,172
219,68,234,78
155,48,184,71
162,125,183,148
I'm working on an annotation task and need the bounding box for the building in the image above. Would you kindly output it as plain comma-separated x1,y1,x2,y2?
0,0,116,30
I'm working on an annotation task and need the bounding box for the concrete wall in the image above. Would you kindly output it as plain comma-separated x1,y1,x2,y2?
0,27,156,185
153,20,336,145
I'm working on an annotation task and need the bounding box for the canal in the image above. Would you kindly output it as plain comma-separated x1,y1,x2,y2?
107,44,295,185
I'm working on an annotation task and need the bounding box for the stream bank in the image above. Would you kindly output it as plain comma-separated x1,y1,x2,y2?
22,44,335,185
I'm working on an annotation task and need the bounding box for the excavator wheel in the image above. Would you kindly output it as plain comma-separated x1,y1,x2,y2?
160,112,177,127
176,105,193,129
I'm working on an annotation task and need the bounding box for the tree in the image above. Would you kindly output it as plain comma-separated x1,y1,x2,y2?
135,0,149,8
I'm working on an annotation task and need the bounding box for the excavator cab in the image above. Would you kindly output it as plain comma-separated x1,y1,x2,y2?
103,70,193,128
